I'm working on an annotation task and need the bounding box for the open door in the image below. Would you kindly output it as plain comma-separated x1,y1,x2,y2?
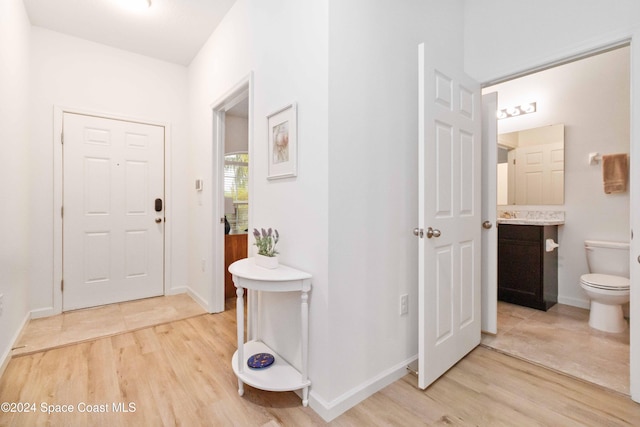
481,92,498,334
417,43,482,389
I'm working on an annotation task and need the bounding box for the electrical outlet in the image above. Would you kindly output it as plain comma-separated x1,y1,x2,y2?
400,294,408,316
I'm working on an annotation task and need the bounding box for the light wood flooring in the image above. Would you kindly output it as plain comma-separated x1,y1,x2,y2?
2,297,640,425
482,301,630,395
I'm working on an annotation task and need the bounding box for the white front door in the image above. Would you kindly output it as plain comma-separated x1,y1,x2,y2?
418,43,482,389
63,113,165,311
481,92,498,334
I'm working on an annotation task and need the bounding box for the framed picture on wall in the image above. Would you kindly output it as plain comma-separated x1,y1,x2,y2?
267,103,297,179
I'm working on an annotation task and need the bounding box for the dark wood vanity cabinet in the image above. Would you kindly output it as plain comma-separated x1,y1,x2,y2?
498,224,558,311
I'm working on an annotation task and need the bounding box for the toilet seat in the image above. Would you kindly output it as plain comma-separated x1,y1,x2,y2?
580,273,630,291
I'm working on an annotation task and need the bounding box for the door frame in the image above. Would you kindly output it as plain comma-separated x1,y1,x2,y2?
50,106,172,317
479,31,640,402
481,92,498,335
209,73,253,314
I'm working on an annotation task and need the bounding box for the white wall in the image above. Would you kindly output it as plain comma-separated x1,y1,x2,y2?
29,28,190,314
0,0,31,370
224,115,248,154
486,47,630,308
188,0,465,420
187,0,332,401
464,0,640,84
326,0,464,410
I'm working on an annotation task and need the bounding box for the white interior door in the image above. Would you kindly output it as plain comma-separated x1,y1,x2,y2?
418,43,482,389
481,92,498,334
63,113,165,311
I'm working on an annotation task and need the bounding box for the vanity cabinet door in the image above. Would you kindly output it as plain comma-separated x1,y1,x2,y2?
497,224,558,311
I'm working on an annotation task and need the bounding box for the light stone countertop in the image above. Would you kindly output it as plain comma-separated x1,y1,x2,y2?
496,210,564,226
496,218,564,226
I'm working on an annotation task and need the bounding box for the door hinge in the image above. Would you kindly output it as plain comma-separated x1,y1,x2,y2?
61,132,64,144
61,279,64,292
61,206,64,218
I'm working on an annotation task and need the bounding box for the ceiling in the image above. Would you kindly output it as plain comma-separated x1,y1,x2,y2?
23,0,237,66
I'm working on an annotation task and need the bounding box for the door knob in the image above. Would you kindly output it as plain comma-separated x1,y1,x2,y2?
413,228,424,238
155,217,162,224
482,221,493,229
426,227,441,238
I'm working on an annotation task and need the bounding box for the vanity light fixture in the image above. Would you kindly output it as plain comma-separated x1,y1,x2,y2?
497,102,537,120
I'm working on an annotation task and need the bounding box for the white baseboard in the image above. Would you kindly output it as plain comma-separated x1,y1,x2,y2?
185,287,209,312
308,355,418,422
165,286,188,296
557,295,590,309
166,285,210,313
0,311,30,378
30,306,56,319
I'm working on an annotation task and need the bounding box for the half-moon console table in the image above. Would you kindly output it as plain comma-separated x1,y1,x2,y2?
228,257,312,407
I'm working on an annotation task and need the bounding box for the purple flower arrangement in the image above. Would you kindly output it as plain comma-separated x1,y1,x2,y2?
253,228,279,257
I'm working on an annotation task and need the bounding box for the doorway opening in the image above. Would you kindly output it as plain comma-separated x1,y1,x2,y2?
481,45,631,394
211,75,252,313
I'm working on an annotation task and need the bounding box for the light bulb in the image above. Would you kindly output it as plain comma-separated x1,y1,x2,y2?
521,103,536,113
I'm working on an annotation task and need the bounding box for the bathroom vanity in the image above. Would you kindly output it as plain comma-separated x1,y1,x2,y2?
497,222,559,311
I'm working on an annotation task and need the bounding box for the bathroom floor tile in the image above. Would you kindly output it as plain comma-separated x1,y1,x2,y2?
482,301,630,395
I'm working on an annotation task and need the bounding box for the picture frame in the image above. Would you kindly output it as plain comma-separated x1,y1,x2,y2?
266,103,297,179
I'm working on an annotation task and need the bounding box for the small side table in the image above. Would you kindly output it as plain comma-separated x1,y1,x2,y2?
229,257,312,406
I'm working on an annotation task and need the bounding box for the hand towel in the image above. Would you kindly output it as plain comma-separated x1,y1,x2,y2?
602,153,628,194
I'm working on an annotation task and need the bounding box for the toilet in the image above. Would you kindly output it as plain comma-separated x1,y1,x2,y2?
580,240,630,333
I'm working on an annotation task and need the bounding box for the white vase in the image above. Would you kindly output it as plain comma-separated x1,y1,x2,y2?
255,254,279,269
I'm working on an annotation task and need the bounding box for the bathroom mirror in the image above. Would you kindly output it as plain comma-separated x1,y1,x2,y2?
497,124,564,205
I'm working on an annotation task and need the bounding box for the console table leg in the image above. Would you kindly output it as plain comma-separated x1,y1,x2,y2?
238,379,245,397
236,286,245,375
302,386,309,407
301,290,309,397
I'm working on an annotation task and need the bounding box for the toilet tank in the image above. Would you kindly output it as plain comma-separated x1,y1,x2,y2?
585,240,630,277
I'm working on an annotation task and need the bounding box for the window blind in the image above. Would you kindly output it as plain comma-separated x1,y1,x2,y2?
224,153,249,233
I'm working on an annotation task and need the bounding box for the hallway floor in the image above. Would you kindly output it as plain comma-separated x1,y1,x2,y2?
481,301,630,395
11,296,632,405
4,300,640,425
12,293,206,357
